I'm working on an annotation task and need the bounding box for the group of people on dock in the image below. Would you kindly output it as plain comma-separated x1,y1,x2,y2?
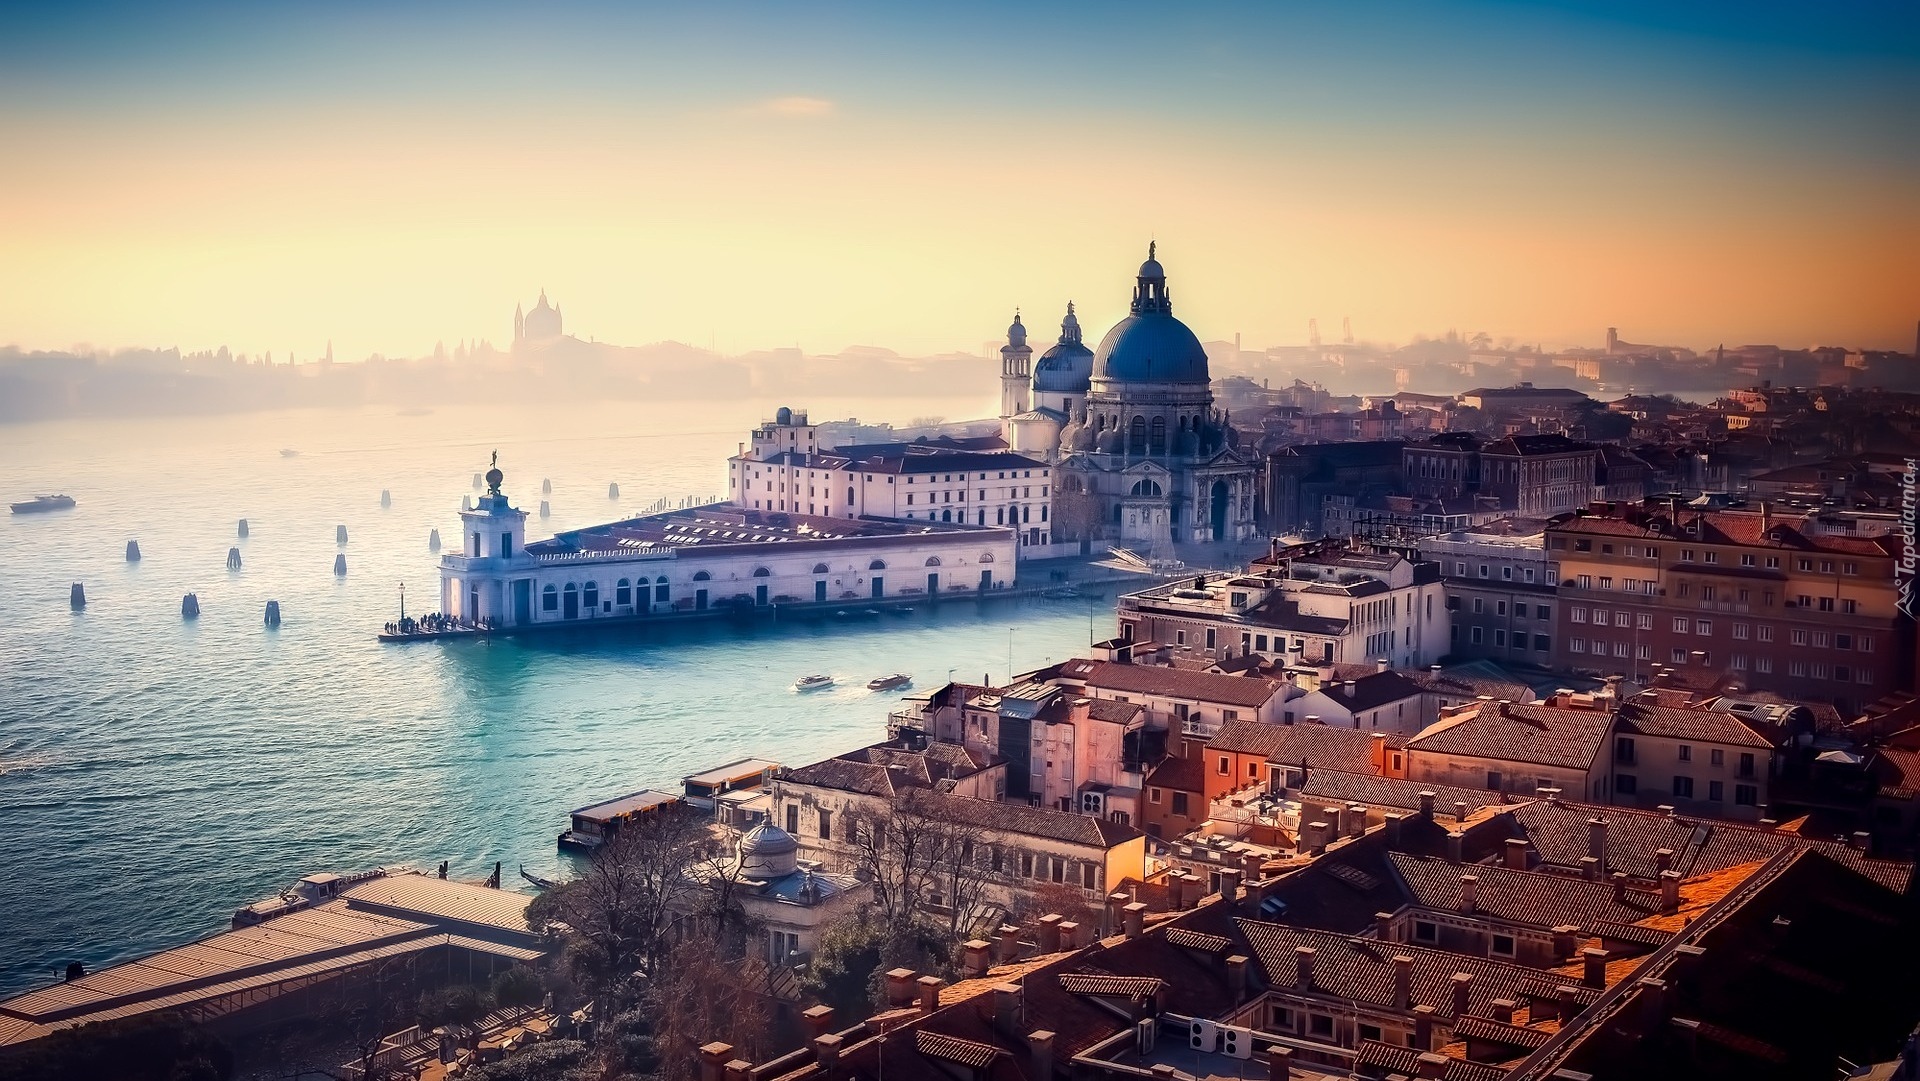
385,612,492,636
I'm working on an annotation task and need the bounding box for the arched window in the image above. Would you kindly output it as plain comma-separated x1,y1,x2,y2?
692,570,714,582
941,509,952,522
616,578,632,605
542,585,558,611
751,567,771,577
1130,478,1163,498
868,559,887,571
812,563,830,574
1128,415,1147,455
1149,416,1166,454
925,556,942,567
653,576,669,602
1095,414,1106,432
583,581,599,609
980,552,995,563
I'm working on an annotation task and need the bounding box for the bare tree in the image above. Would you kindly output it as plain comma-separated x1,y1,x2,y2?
839,790,995,940
532,806,712,1014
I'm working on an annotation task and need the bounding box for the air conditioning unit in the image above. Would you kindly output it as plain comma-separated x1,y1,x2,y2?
1188,1019,1218,1051
1220,1026,1254,1060
1080,791,1106,815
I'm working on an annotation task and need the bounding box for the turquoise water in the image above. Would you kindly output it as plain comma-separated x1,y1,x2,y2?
0,399,1117,995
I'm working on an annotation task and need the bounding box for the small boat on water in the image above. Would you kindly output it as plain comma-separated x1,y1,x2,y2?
279,449,300,458
519,864,560,890
867,673,912,691
795,674,835,692
10,494,75,515
861,608,883,618
1041,585,1083,599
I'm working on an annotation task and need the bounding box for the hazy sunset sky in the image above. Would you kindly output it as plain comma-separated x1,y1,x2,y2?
1,0,1915,360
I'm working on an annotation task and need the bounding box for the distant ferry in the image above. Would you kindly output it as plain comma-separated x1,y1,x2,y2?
10,495,75,515
866,673,912,691
794,674,835,692
279,449,300,458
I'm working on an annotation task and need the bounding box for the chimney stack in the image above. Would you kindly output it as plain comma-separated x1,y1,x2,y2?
1027,1030,1055,1080
1220,868,1244,906
1306,820,1330,855
918,975,944,1013
1446,831,1464,865
1057,920,1081,949
1347,803,1368,837
1460,874,1479,913
1579,856,1601,881
1393,955,1414,1010
1419,791,1437,818
1557,985,1580,1024
1611,871,1628,903
814,1033,843,1071
1294,946,1317,989
1227,954,1250,1004
1582,947,1610,989
962,939,992,977
1660,870,1681,913
699,1043,735,1081
1123,901,1147,940
1454,800,1469,823
998,923,1021,963
1504,838,1529,870
993,983,1023,1032
885,968,918,1008
1377,658,1389,674
1587,817,1609,870
1654,848,1673,875
802,1005,836,1038
1037,913,1063,953
1552,926,1579,961
1416,1052,1450,1079
1490,999,1516,1024
1267,1045,1293,1081
1450,972,1473,1018
1412,1005,1436,1050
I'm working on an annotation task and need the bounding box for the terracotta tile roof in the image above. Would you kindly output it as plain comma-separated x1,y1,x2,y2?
1145,752,1206,793
782,757,902,798
1298,770,1501,818
1313,669,1429,712
1504,799,1915,894
1549,506,1897,557
913,1029,1002,1069
1613,701,1775,748
1452,1014,1552,1050
919,790,1144,849
1405,702,1611,771
1388,854,1668,930
1079,661,1287,708
1208,720,1400,772
1054,973,1164,1003
1235,920,1549,1020
1164,927,1233,955
1356,1038,1512,1081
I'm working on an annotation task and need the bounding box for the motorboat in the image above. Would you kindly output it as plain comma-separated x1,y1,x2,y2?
279,449,300,458
10,495,75,514
1040,585,1083,599
794,674,835,691
866,673,912,691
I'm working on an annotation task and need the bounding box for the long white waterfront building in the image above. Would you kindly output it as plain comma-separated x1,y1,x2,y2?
438,461,1018,627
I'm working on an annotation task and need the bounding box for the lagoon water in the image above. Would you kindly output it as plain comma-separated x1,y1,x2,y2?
0,398,1120,995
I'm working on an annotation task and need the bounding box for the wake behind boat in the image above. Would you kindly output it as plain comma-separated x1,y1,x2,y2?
866,673,912,691
10,495,75,515
794,674,834,692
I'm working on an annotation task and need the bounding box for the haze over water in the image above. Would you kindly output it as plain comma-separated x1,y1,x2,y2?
0,398,1117,995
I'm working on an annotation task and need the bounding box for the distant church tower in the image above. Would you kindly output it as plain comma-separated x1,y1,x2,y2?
515,290,563,351
999,311,1032,419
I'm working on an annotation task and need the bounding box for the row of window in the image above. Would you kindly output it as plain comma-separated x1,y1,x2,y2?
1615,738,1756,775
904,486,1046,503
785,804,1100,888
1615,773,1758,805
1454,597,1553,619
1557,536,1865,577
1455,626,1551,651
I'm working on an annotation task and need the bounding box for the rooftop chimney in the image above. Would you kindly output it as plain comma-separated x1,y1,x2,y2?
1611,871,1628,903
1490,999,1517,1025
998,923,1021,963
1504,838,1529,870
1659,870,1681,913
1419,791,1437,818
1460,874,1479,913
1267,1044,1294,1081
1587,818,1608,869
1295,946,1317,989
1393,955,1414,1010
699,1042,735,1081
813,1033,843,1071
1557,985,1581,1024
1654,848,1673,875
1037,913,1064,953
918,975,944,1013
1552,926,1579,961
1124,901,1147,940
1579,856,1601,881
1454,800,1469,823
961,939,992,978
1057,920,1081,949
1027,1029,1055,1080
1450,972,1473,1018
1412,1005,1436,1050
1376,658,1389,673
1446,831,1464,865
1227,954,1250,1004
1220,868,1245,906
1582,947,1610,989
993,983,1023,1032
885,968,917,1008
1347,802,1368,837
1416,1052,1449,1079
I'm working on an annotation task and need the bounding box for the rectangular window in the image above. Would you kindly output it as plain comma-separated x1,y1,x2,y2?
1671,648,1688,664
1672,617,1688,633
1673,776,1694,798
1709,780,1724,802
1172,791,1189,816
786,804,799,834
1638,613,1653,630
1414,921,1437,943
1757,626,1774,643
1491,934,1516,957
1735,784,1758,806
1733,623,1750,640
1217,756,1230,776
1696,620,1712,636
818,809,832,840
1739,753,1756,778
1678,744,1691,762
1308,1015,1334,1039
1616,774,1638,795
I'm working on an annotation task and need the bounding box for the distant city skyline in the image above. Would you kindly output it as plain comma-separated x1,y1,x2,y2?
1,1,1914,360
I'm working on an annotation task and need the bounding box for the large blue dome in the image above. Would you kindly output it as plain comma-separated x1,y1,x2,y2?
1093,314,1210,384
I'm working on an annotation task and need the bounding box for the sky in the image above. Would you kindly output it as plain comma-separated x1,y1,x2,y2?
0,0,1915,361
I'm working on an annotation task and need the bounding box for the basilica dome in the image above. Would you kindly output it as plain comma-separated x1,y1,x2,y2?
738,821,799,879
1091,244,1209,385
1034,303,1094,393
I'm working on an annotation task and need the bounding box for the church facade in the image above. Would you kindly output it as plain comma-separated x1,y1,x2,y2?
999,247,1260,550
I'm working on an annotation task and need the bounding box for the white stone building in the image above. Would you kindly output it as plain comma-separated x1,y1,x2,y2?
438,460,1018,626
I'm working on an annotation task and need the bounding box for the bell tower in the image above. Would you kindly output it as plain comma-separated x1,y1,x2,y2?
1000,310,1032,420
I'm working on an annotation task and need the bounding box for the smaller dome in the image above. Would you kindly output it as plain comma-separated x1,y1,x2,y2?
1006,311,1027,347
1138,241,1164,280
739,822,799,879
